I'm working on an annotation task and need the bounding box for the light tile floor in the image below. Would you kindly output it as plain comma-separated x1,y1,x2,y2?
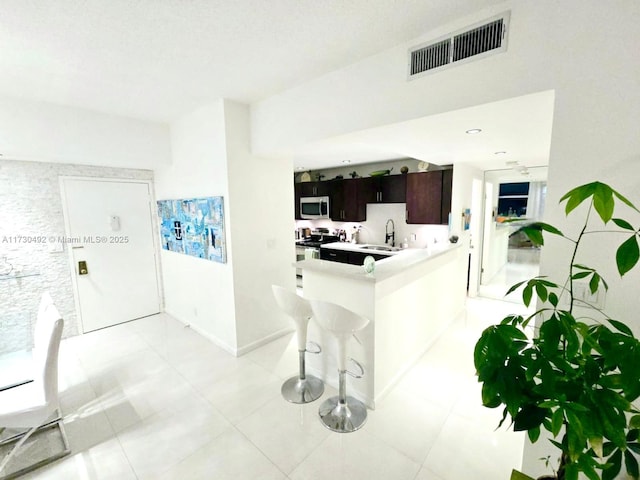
4,296,532,479
479,247,541,303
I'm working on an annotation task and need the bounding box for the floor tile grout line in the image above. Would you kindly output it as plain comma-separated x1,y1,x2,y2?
232,422,294,478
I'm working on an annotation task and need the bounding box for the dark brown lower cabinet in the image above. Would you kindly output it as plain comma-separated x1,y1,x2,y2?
320,248,389,264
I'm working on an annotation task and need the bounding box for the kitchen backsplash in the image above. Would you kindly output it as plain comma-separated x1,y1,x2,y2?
295,203,449,249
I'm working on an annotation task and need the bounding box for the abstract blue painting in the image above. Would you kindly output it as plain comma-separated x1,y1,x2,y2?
157,196,227,263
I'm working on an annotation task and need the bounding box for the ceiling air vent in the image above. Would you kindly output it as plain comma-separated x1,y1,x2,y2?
408,12,509,78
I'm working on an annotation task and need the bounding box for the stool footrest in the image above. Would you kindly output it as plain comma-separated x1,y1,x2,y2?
346,358,365,379
305,341,321,354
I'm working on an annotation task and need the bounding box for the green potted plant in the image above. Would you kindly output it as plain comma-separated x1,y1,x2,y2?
474,182,640,480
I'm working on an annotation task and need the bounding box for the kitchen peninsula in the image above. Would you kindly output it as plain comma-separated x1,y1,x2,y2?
295,241,468,408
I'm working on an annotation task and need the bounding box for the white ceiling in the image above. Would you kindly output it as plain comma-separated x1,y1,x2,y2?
0,0,552,175
0,0,504,123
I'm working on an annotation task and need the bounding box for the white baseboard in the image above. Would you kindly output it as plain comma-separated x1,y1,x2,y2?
235,327,294,356
165,308,238,356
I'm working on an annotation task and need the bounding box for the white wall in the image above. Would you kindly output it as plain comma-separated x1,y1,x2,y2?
250,2,640,475
154,100,238,353
0,94,170,169
223,100,294,354
155,99,296,355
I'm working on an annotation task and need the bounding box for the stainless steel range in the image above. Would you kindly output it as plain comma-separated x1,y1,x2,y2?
295,230,339,285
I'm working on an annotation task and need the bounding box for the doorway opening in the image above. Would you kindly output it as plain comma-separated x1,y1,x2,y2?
478,167,548,303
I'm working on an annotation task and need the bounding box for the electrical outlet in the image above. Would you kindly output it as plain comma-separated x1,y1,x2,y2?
573,281,606,309
410,233,417,242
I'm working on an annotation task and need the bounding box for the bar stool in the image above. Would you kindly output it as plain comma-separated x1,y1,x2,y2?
309,299,370,433
272,285,324,404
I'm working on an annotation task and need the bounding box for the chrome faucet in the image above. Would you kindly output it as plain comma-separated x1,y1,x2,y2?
385,219,395,247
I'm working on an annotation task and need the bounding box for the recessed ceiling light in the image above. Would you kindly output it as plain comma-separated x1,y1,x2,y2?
495,151,507,155
465,128,482,134
296,166,305,171
342,160,351,164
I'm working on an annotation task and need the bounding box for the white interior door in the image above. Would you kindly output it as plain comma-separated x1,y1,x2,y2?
61,178,160,332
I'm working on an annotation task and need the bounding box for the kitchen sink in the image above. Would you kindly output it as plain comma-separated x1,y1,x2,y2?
360,245,401,252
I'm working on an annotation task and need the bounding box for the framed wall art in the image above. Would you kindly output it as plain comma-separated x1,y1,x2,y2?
157,196,227,263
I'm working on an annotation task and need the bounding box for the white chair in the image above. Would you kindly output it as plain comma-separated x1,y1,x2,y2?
272,285,324,403
0,295,69,478
309,299,370,433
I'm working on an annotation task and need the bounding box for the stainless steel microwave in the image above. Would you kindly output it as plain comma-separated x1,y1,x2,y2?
300,196,330,219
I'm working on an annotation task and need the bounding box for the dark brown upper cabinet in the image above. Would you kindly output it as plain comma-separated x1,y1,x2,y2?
298,181,330,197
405,169,453,225
364,175,407,204
330,178,367,222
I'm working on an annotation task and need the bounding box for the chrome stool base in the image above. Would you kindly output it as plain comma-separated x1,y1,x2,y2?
318,395,367,433
281,374,324,404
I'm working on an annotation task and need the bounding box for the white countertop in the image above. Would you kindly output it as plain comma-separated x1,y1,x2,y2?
319,241,401,255
294,241,463,282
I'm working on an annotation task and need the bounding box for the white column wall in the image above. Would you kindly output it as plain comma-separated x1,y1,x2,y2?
154,100,238,353
222,100,294,354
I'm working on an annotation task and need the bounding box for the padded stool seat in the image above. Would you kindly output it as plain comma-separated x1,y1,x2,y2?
309,299,370,433
272,285,324,404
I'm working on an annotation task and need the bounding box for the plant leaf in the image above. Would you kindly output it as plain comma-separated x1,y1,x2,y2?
613,218,636,231
603,449,622,480
624,449,640,478
560,183,597,215
613,188,640,213
510,470,536,480
552,408,564,437
514,405,548,431
630,415,640,429
616,235,640,276
528,426,540,443
572,271,591,280
564,462,579,480
593,182,615,223
523,284,533,307
607,319,634,336
578,453,601,480
573,264,595,271
590,436,604,458
538,222,564,236
519,226,544,246
589,273,600,294
506,280,526,297
549,292,559,307
535,283,548,302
